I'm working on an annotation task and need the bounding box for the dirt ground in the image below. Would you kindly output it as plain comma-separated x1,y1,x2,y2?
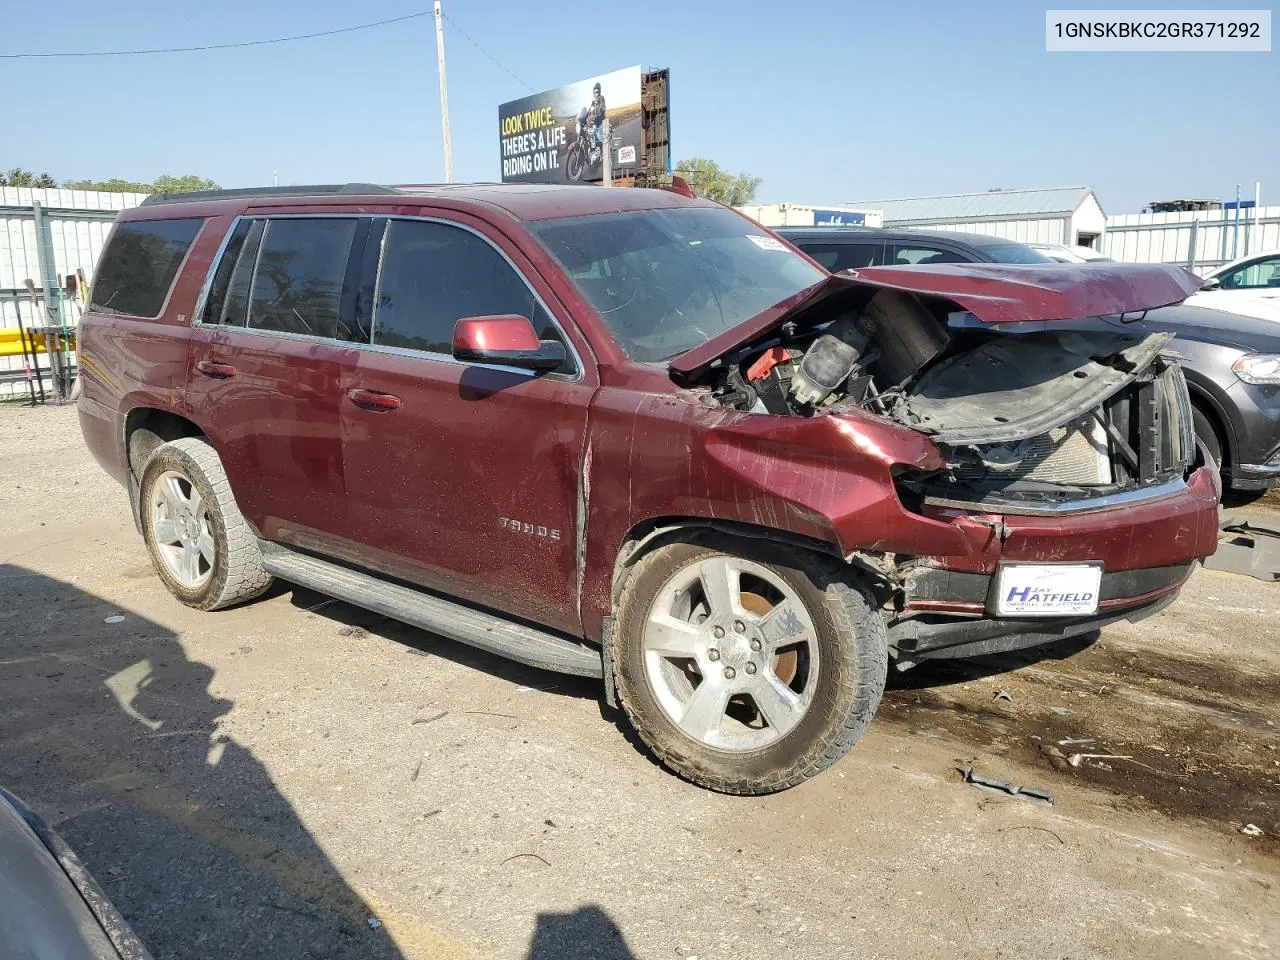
1,401,1276,960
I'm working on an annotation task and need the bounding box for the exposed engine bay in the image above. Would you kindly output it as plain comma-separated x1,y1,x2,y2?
690,286,1196,506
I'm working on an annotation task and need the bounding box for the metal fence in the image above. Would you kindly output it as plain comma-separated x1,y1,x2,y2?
0,187,145,397
1102,205,1280,274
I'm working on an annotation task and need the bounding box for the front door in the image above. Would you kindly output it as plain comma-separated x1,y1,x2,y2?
186,215,371,553
339,216,596,635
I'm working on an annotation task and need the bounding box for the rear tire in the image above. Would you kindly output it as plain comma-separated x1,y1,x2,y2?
612,539,887,794
139,437,273,611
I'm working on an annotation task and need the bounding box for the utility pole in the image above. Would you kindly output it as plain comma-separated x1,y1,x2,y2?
433,1,454,183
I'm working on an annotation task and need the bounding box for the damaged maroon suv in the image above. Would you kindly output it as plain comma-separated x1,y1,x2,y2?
78,183,1220,794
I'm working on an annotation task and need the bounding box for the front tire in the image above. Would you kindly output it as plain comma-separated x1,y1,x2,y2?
139,437,273,611
612,539,887,794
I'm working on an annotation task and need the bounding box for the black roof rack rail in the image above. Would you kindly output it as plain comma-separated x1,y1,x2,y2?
138,183,398,206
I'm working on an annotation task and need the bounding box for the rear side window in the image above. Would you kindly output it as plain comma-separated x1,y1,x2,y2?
890,244,968,266
372,219,574,372
90,218,203,317
246,219,360,340
796,242,881,271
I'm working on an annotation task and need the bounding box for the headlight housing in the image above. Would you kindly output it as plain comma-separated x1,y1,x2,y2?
1232,354,1280,385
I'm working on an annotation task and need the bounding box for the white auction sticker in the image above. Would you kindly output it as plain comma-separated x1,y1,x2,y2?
746,235,788,252
994,564,1102,617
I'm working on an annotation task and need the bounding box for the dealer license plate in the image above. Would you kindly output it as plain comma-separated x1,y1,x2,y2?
993,563,1102,617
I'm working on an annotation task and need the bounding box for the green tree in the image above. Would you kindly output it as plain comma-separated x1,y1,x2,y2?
151,174,220,194
62,177,154,193
1,168,57,188
673,157,762,206
61,174,220,194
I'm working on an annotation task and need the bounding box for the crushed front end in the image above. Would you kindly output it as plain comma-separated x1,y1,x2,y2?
672,262,1221,667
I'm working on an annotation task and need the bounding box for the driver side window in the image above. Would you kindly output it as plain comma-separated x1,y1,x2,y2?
1220,256,1280,289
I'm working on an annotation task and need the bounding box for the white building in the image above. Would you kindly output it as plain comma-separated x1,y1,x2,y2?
845,186,1107,250
739,203,884,229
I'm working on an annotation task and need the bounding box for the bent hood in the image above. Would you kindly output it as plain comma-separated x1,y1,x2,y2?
670,262,1203,380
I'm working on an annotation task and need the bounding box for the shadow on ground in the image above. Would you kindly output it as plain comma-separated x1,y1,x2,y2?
0,564,405,960
887,630,1101,691
527,905,635,959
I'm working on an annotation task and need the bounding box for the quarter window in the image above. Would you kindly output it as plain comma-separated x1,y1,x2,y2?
246,218,360,340
90,218,203,318
372,219,573,372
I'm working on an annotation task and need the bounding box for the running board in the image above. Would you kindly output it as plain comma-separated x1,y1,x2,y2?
259,544,603,678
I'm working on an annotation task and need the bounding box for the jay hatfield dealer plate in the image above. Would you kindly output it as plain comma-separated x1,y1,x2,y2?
992,563,1103,616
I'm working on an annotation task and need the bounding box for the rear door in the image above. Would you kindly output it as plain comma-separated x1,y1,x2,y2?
338,214,596,634
187,214,371,553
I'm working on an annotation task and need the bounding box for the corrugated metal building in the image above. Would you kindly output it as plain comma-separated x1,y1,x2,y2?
1,187,143,396
844,186,1107,248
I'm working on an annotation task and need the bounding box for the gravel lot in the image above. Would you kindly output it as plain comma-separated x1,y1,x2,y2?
1,400,1277,959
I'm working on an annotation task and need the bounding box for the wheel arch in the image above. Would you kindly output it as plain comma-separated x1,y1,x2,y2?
1184,379,1237,470
123,406,208,477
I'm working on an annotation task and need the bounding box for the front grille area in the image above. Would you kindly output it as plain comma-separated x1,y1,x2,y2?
1099,359,1194,486
914,357,1196,506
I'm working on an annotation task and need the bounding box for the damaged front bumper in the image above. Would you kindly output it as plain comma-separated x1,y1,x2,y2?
884,458,1220,669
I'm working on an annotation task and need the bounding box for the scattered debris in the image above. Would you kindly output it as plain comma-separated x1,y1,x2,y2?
1068,753,1132,768
992,689,1013,702
415,809,442,822
337,625,367,639
959,764,1053,806
999,825,1065,845
1058,738,1096,746
410,759,423,782
501,852,550,867
411,710,448,725
1205,514,1280,581
107,866,123,877
305,598,339,612
1050,706,1073,716
103,615,125,624
1240,823,1264,838
367,917,382,930
544,819,557,828
463,710,520,721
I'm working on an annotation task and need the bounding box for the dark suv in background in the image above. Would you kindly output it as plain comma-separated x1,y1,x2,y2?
780,226,1280,495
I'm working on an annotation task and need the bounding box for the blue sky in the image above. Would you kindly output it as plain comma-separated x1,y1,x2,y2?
3,0,1276,213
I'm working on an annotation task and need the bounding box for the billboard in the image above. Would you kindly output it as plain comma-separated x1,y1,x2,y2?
499,65,642,184
812,209,866,227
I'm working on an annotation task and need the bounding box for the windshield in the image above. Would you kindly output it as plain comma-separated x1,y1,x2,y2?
530,207,825,362
980,242,1057,264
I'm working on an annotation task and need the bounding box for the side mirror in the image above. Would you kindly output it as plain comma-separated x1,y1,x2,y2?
452,315,566,372
1200,277,1222,291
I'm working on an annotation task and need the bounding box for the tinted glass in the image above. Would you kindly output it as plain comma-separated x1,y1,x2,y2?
796,242,881,271
373,219,573,371
218,220,265,326
890,245,968,265
247,218,358,339
90,218,203,317
979,243,1055,264
531,207,824,363
200,219,252,324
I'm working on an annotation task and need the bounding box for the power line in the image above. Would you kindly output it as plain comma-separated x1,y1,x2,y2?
0,11,430,59
440,10,533,91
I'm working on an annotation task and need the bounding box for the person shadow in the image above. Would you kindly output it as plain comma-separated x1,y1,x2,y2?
526,905,635,960
0,563,406,960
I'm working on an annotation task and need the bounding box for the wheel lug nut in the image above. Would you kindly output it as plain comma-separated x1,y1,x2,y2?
745,662,757,675
723,667,736,680
749,638,762,651
707,649,720,661
734,620,746,633
713,626,725,639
